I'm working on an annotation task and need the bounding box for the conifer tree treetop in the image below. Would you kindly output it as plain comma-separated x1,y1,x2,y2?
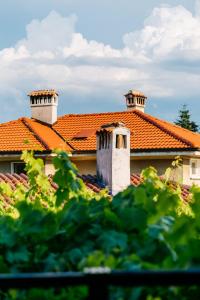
175,104,199,132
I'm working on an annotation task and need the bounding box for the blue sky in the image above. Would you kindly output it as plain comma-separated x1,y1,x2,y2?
0,0,200,124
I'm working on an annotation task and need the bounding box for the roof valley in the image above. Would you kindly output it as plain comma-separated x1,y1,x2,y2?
21,118,49,150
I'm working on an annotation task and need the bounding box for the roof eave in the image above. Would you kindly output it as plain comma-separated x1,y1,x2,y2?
0,150,52,156
0,147,198,157
72,147,199,154
131,147,199,153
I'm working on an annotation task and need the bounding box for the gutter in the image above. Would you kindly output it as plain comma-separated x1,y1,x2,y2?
130,150,200,158
0,151,52,159
0,149,200,160
71,149,200,159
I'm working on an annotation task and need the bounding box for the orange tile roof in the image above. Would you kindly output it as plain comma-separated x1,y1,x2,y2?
0,109,200,153
23,118,70,151
53,110,200,152
0,118,44,151
0,118,71,152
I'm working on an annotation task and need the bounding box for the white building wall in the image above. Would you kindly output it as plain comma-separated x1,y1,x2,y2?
44,160,55,175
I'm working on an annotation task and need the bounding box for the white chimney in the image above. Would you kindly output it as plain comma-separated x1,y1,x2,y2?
125,90,147,112
96,122,130,195
28,90,58,125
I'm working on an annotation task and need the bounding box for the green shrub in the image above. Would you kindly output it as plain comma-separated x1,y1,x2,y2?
0,150,200,299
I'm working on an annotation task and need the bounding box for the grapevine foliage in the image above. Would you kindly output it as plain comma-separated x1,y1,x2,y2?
0,151,200,299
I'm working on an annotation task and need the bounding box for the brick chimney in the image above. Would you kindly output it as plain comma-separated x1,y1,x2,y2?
125,90,147,112
96,122,130,195
28,90,58,125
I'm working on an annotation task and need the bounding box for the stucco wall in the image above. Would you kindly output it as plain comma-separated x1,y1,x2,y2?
0,157,93,176
72,160,96,175
96,127,130,195
73,158,183,181
0,159,56,176
111,129,130,194
31,104,57,125
131,159,183,180
1,156,199,187
44,160,55,175
71,157,200,186
0,161,11,173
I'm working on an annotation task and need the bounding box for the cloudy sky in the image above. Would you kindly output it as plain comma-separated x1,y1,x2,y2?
0,0,200,124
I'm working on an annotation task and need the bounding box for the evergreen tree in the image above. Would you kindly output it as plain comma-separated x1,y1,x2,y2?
175,104,199,132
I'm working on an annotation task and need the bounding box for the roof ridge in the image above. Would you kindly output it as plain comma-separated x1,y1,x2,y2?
57,108,197,136
0,118,24,127
58,110,134,120
134,110,195,148
21,117,49,150
158,118,200,136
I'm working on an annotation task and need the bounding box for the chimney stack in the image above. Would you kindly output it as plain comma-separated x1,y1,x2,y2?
96,122,130,195
125,90,147,112
28,90,58,125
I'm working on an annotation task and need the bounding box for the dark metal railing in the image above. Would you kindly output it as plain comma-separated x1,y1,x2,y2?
0,270,200,300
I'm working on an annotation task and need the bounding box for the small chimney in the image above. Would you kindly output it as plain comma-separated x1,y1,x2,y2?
28,90,58,125
96,122,130,195
125,90,147,112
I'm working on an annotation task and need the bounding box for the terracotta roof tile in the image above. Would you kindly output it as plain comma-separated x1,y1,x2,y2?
73,129,97,139
0,118,44,152
23,118,70,151
79,173,191,201
1,109,200,153
28,90,58,97
0,118,71,152
53,110,200,152
125,90,147,98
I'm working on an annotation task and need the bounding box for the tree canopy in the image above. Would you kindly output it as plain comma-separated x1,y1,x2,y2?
175,104,199,132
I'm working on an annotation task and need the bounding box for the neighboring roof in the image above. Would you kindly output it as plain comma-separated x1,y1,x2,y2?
0,117,71,153
53,110,200,152
1,109,200,153
0,173,57,190
28,90,58,97
0,173,191,201
79,173,191,200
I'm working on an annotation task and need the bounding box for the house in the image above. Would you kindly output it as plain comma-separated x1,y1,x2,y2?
0,89,200,191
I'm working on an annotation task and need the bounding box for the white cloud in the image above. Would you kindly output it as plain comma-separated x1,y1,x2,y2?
1,3,200,122
17,11,77,53
62,33,122,58
123,4,200,62
195,0,200,18
0,10,149,114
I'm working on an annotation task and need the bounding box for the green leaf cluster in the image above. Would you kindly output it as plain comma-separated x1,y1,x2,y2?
0,151,200,299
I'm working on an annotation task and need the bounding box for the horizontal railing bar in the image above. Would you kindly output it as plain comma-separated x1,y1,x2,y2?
0,270,200,289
